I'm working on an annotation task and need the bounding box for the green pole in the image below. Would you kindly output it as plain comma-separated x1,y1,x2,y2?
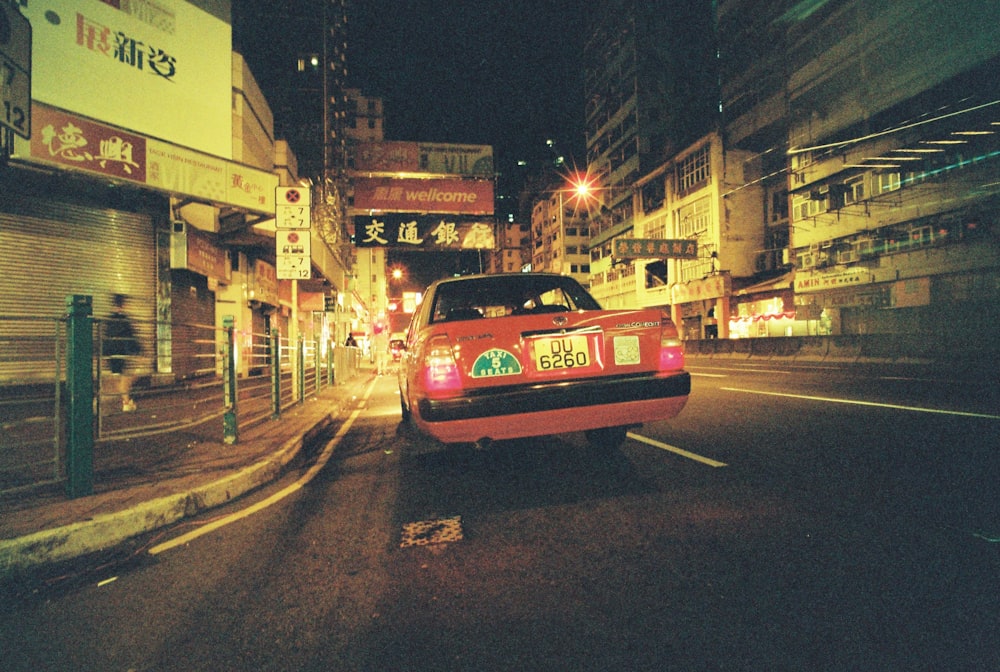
327,338,334,387
222,316,238,445
297,336,305,404
271,328,281,418
65,295,94,498
315,337,322,394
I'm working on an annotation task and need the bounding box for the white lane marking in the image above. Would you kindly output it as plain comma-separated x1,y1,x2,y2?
149,379,378,556
626,432,728,467
690,372,727,378
721,387,1000,420
688,367,792,375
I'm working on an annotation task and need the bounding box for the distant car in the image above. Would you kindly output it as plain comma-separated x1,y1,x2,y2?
389,338,405,361
397,273,690,448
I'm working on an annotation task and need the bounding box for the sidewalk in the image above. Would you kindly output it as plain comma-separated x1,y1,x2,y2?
0,371,373,581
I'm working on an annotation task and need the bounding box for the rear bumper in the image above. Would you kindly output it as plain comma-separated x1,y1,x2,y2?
414,371,690,443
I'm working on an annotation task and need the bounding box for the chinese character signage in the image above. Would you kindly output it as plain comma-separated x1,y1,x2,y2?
19,103,276,215
353,177,494,215
794,268,869,293
351,141,494,177
21,0,232,159
354,215,496,250
671,273,731,304
614,238,699,259
31,103,147,180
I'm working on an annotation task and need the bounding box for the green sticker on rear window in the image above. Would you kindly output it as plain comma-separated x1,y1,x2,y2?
471,348,522,378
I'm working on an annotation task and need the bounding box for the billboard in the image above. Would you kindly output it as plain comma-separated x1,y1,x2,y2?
354,214,495,251
353,177,494,215
352,141,494,176
18,103,276,215
21,0,232,159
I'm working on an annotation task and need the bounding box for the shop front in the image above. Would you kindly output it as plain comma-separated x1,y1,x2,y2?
670,273,732,340
729,272,798,338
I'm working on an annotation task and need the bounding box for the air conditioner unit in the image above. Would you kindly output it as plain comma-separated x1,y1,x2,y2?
800,253,816,269
838,250,858,264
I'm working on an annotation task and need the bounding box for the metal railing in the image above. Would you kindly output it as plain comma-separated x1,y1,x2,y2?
0,315,65,494
1,296,363,498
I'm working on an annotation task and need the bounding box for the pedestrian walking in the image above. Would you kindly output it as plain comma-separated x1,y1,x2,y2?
103,293,140,411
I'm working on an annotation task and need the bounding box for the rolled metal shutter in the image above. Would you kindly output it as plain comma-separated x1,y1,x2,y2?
0,199,155,381
169,269,216,379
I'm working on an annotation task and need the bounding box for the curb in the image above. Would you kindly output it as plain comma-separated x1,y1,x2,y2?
0,406,342,580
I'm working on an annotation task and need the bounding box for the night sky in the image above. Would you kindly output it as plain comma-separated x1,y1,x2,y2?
235,0,588,179
235,1,589,285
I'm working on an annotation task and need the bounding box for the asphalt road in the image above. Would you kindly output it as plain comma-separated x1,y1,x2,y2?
3,362,999,671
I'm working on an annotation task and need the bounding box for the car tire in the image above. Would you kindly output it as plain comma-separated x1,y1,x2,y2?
399,388,411,421
585,426,628,450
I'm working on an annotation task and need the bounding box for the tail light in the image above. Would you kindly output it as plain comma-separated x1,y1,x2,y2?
422,335,462,394
658,313,685,371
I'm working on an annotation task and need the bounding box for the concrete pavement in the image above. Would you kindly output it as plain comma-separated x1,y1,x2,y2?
0,371,373,581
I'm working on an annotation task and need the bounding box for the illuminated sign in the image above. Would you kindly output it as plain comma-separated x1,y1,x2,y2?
354,214,495,250
22,0,232,158
353,177,494,215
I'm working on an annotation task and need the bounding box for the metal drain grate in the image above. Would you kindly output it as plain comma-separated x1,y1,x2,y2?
400,516,463,548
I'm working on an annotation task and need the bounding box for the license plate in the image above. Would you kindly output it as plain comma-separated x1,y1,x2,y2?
534,334,590,370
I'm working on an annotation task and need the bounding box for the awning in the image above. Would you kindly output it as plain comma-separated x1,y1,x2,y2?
734,272,794,297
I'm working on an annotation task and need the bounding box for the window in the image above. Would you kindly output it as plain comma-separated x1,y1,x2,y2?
677,197,711,237
874,171,901,195
677,145,711,192
644,213,668,239
792,193,827,220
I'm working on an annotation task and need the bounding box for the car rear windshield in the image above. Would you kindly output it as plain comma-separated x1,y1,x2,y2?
430,275,602,323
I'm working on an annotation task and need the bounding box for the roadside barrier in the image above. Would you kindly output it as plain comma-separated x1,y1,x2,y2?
684,333,991,370
1,296,361,498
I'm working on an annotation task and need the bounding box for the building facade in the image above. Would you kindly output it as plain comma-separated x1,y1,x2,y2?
0,1,353,387
582,0,719,307
580,0,1000,346
530,189,593,287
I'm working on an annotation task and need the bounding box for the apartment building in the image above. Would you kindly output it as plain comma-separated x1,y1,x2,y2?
587,0,1000,342
530,190,593,287
582,0,718,307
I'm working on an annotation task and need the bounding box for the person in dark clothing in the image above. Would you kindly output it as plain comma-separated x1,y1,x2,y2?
104,293,140,410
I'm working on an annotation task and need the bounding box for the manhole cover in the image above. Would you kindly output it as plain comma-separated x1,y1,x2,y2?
400,516,463,548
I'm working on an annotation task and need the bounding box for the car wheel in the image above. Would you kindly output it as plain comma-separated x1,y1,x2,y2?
399,388,411,421
585,426,628,450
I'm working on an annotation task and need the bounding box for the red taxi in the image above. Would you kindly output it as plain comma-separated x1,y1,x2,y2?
397,273,690,448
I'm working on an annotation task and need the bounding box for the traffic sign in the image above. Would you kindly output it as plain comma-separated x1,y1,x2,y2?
275,186,311,229
276,229,311,279
0,3,31,139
